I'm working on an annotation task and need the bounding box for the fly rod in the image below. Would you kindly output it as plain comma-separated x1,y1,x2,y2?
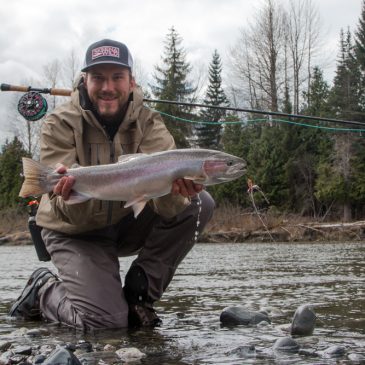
2,82,365,127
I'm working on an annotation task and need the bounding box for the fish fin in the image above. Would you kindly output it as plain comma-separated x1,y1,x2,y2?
124,196,148,218
19,158,54,198
64,191,92,205
183,175,207,183
132,201,148,218
117,153,148,163
70,163,81,168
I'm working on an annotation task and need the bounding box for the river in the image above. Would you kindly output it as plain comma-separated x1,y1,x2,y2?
0,242,364,364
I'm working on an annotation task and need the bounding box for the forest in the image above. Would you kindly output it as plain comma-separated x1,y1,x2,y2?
1,0,365,223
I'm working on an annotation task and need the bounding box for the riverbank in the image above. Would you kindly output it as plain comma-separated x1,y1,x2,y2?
0,207,365,245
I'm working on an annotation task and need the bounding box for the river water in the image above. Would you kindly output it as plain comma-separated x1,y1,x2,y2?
0,242,364,364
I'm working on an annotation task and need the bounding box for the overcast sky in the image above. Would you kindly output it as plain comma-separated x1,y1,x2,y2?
0,0,363,145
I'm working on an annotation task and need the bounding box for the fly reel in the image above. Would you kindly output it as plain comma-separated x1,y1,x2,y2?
17,91,48,121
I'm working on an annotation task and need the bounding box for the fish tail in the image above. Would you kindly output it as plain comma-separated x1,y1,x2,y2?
19,158,54,198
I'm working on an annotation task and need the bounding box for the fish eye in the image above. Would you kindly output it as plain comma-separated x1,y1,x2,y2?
227,160,233,166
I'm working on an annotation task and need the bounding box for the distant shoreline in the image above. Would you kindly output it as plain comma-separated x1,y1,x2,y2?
1,220,365,246
1,207,365,245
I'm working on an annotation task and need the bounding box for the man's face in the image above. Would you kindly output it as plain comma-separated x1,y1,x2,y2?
84,64,135,121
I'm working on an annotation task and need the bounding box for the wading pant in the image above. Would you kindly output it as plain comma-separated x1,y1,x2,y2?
39,191,214,330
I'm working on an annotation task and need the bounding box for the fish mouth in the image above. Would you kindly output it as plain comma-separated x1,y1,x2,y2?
215,161,246,182
229,158,246,171
228,162,246,177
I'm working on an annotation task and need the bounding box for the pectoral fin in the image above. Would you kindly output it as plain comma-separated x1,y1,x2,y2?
183,174,207,184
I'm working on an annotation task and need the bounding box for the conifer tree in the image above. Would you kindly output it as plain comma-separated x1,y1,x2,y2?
318,29,364,221
354,0,365,72
151,27,195,147
195,50,229,149
0,137,30,209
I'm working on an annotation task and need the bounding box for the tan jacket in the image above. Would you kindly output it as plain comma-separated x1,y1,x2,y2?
36,83,189,234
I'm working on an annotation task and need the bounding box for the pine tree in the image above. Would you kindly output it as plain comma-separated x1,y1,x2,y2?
208,115,251,206
195,50,229,149
354,0,365,72
0,137,30,209
319,29,364,221
151,27,195,147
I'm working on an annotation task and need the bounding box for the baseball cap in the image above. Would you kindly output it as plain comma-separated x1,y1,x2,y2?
81,39,133,72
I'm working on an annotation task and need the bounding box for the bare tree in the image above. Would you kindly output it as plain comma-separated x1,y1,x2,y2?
63,48,81,88
43,59,62,110
229,0,287,111
286,0,321,113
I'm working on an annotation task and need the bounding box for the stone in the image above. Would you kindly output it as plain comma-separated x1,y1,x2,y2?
227,345,256,358
0,351,13,365
75,341,92,353
290,304,316,336
13,346,32,356
220,306,271,326
0,342,11,352
322,345,346,358
272,337,300,353
43,347,81,365
115,347,146,362
34,354,47,364
103,344,116,352
26,329,42,337
348,353,365,363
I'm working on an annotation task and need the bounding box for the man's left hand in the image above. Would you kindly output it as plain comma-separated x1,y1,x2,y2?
171,179,203,198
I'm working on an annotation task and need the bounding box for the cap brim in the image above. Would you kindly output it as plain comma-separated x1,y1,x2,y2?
81,61,131,72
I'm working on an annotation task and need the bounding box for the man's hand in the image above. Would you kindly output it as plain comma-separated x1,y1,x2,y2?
171,178,203,198
53,164,75,200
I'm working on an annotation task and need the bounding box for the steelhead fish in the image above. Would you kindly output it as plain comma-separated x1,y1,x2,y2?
19,148,246,217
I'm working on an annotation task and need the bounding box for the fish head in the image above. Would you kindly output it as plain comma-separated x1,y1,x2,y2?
201,151,246,185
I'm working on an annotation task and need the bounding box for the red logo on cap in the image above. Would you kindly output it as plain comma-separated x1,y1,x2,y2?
92,46,120,60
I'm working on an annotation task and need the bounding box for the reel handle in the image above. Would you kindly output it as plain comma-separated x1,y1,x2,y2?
50,88,71,96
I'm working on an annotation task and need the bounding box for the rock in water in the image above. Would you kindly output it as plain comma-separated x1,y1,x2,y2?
322,345,346,358
43,347,81,365
273,337,300,353
220,306,271,326
115,348,146,362
290,304,316,336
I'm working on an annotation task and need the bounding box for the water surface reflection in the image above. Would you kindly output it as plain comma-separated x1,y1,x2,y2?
0,242,364,364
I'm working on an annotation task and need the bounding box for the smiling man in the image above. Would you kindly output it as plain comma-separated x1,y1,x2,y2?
9,39,215,330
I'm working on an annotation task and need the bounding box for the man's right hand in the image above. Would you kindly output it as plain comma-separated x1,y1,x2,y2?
53,164,75,201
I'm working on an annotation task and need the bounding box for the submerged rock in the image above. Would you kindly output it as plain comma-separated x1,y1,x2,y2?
321,345,346,358
290,304,316,336
272,337,300,353
0,341,11,352
227,344,256,358
115,347,146,362
348,353,365,364
42,347,81,365
220,306,271,326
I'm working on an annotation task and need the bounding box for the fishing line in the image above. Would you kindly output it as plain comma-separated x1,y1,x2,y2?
150,108,365,134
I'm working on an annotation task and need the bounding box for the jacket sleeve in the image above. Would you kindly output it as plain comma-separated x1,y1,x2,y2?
139,109,190,218
39,113,96,225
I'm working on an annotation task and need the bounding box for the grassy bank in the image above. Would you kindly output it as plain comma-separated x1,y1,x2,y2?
0,205,364,244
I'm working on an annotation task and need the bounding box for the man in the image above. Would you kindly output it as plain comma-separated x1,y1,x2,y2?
9,39,214,330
